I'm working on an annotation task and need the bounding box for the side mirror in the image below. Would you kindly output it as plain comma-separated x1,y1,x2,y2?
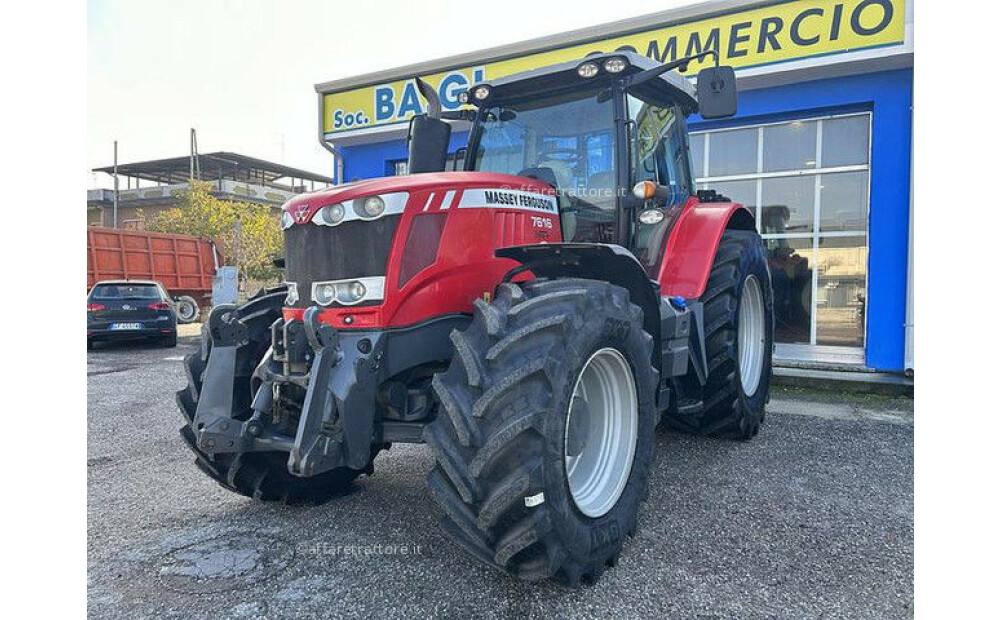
406,76,451,174
406,114,451,174
696,66,737,119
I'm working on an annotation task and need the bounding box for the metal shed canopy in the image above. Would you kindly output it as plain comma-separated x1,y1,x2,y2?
94,152,331,188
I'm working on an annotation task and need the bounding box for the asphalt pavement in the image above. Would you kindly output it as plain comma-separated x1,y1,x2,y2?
87,336,913,619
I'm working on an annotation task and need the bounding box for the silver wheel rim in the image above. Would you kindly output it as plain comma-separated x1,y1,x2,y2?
177,301,195,321
564,347,638,518
738,275,766,396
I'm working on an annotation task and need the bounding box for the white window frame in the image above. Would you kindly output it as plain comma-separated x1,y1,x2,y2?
692,111,873,365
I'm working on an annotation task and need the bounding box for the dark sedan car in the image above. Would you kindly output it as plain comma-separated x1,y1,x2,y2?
87,280,178,349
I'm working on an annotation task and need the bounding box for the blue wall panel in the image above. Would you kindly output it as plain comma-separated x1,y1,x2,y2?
338,69,913,370
342,132,470,181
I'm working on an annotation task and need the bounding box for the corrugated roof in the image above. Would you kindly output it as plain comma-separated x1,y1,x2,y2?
94,152,331,186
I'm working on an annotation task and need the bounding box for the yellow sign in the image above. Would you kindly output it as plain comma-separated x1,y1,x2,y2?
322,0,904,136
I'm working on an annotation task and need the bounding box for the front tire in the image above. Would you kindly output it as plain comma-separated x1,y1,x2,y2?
664,229,774,439
425,279,658,585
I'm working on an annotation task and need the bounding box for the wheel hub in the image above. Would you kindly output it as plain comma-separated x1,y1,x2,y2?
738,275,766,396
564,347,638,518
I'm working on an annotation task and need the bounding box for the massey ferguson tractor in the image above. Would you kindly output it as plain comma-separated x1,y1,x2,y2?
177,50,773,586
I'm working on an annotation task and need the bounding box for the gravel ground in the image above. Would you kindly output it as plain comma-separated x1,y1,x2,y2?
88,337,913,619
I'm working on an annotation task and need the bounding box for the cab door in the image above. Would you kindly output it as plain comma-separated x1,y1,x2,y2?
625,94,695,275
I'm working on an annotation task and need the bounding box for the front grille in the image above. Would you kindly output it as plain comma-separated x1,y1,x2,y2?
284,216,400,308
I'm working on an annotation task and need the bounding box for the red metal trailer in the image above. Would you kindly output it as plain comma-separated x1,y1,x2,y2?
86,227,220,322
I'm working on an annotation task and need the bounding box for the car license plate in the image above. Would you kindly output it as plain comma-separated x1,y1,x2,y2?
110,322,143,330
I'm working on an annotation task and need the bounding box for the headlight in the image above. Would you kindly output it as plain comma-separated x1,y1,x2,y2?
603,57,628,73
281,211,295,230
344,281,366,303
356,195,385,219
308,192,407,226
638,208,665,225
284,282,299,305
314,282,336,306
313,203,345,226
311,277,385,307
577,62,599,78
472,85,491,101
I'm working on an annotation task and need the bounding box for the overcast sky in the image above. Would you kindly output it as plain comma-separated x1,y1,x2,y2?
87,0,695,188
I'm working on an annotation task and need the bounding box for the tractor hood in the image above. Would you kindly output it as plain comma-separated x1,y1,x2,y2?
281,171,555,223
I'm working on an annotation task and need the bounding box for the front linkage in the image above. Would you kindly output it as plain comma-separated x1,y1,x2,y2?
192,304,383,478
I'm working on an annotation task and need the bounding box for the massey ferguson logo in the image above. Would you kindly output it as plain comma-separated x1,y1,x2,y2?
293,205,310,223
455,188,558,213
483,190,556,212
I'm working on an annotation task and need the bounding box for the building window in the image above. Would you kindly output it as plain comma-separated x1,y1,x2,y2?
392,151,466,176
691,112,871,352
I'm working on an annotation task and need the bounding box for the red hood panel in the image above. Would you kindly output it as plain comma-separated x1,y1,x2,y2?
282,172,555,221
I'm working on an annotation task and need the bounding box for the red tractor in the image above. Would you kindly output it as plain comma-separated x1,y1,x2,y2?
178,50,773,586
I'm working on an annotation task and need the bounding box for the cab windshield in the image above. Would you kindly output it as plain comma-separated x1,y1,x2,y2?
471,88,617,243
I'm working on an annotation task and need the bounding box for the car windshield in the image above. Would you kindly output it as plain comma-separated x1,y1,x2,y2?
471,88,618,243
90,283,161,300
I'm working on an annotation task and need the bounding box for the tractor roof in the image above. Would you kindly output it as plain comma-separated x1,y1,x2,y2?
469,51,698,113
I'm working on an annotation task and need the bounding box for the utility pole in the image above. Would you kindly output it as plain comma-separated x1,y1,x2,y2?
190,128,200,180
112,140,119,228
233,216,242,293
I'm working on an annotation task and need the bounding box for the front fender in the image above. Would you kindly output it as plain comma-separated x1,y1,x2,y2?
495,243,661,353
657,202,755,299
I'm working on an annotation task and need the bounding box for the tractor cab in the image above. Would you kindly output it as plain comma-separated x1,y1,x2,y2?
416,50,737,273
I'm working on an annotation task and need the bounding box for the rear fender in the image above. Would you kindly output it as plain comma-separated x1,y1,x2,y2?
657,202,755,299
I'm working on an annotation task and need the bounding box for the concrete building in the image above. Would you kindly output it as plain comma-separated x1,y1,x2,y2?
88,152,332,228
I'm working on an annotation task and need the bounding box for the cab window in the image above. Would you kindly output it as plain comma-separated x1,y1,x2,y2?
627,95,694,272
627,95,692,198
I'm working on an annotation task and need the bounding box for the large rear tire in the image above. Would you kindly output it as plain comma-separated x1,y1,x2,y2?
176,285,377,503
425,279,658,586
664,229,774,439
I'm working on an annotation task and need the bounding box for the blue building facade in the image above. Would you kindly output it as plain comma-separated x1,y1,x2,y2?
319,1,914,371
694,69,913,371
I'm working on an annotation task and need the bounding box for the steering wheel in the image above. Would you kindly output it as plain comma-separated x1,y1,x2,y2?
538,148,580,165
532,148,578,195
